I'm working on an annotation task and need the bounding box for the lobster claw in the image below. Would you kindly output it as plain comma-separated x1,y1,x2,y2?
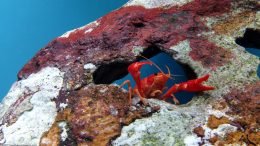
128,61,152,95
184,74,215,92
162,74,214,100
128,61,152,76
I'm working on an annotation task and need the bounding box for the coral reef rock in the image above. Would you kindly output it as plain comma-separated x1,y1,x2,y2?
1,0,259,145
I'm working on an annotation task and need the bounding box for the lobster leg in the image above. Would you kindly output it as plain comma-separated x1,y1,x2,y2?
119,80,133,105
170,94,180,105
134,88,148,105
128,61,152,97
150,90,162,97
162,74,214,100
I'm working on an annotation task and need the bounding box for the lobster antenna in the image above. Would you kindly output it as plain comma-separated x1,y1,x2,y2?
165,65,185,80
171,74,184,77
139,55,165,74
166,65,171,75
165,65,173,79
169,75,184,81
139,55,184,78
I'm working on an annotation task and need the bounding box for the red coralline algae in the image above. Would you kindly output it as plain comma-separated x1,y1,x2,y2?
18,0,232,88
222,81,260,145
224,82,260,122
181,0,231,16
189,39,233,69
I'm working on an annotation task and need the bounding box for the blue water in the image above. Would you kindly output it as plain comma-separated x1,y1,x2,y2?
0,0,128,99
246,48,260,57
246,48,260,78
0,0,259,102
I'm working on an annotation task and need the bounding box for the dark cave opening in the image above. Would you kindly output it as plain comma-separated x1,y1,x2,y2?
93,46,161,84
235,28,260,78
93,46,198,104
93,62,130,84
236,28,260,49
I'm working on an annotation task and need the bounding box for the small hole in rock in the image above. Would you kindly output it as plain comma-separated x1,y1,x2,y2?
93,45,160,84
93,46,160,84
236,28,260,49
93,62,130,84
133,22,145,28
235,28,260,78
94,46,198,104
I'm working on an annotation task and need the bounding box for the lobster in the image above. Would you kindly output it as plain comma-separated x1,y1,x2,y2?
120,60,214,105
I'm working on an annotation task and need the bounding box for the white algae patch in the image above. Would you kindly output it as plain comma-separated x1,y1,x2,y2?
125,0,192,9
112,99,208,146
112,98,239,145
132,46,145,56
59,103,68,110
205,124,237,139
58,122,68,142
60,29,76,38
0,67,64,146
109,105,119,116
60,21,99,38
41,137,52,145
84,21,99,34
84,63,97,73
202,124,238,145
184,135,202,146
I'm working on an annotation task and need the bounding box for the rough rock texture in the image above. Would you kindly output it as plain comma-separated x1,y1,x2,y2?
0,67,64,145
0,0,259,145
40,85,158,146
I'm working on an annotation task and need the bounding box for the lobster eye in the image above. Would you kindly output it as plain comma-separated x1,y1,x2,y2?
154,73,158,76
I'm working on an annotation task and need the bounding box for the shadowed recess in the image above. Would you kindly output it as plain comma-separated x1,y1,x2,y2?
235,28,260,78
93,62,130,84
236,28,260,48
93,46,161,84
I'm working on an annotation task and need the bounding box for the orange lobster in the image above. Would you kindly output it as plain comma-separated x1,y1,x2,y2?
120,61,214,105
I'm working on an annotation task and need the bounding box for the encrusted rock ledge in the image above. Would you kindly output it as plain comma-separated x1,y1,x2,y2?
0,0,259,145
40,84,159,146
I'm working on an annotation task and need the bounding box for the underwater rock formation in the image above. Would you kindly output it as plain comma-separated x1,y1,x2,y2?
40,85,158,146
0,0,259,145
